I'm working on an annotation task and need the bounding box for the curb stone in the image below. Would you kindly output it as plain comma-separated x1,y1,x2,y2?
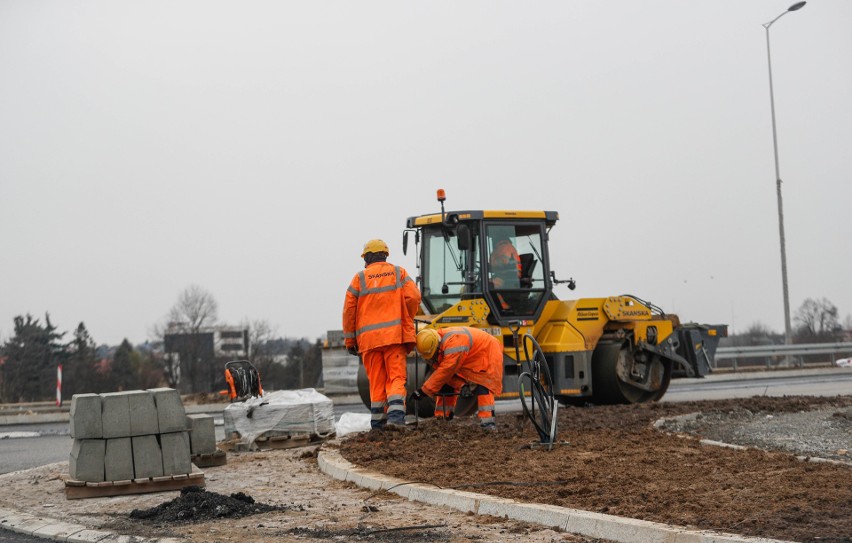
0,506,181,543
317,447,796,543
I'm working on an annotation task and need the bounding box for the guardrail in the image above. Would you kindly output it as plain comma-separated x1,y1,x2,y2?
714,342,852,370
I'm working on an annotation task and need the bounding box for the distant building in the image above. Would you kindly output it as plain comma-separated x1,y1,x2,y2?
164,325,249,393
321,330,358,394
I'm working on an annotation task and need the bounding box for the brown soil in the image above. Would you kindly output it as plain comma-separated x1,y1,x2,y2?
180,392,230,405
339,395,852,543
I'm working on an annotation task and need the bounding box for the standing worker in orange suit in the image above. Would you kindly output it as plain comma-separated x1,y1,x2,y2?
410,327,504,431
343,239,421,429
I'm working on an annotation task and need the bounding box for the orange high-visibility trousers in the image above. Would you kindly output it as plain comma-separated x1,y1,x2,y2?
433,382,462,419
362,344,408,427
475,385,496,428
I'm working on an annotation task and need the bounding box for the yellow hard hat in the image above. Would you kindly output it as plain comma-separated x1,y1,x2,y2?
361,239,390,258
416,329,440,359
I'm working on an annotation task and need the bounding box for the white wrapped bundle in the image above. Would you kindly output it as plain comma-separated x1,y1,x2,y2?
223,388,335,446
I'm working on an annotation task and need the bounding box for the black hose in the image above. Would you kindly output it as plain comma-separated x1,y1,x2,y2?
517,334,557,445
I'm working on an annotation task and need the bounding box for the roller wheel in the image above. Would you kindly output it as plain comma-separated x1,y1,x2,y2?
356,362,372,410
591,342,672,404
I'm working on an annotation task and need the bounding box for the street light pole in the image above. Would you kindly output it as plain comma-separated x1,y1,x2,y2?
763,1,806,346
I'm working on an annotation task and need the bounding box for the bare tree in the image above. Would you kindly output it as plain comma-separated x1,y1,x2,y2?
169,285,219,330
160,285,219,391
794,297,841,342
240,318,287,390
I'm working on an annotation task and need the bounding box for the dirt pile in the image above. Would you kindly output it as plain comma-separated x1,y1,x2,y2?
338,395,852,543
129,485,285,523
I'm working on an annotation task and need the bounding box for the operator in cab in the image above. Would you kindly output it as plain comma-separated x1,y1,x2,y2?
489,237,521,289
410,327,503,431
342,239,421,429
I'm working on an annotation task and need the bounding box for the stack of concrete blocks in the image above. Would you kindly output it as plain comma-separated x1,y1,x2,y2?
68,388,191,482
320,332,359,395
185,414,217,457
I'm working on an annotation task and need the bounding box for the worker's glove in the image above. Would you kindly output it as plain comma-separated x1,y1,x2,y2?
459,384,473,399
346,346,358,356
409,388,425,402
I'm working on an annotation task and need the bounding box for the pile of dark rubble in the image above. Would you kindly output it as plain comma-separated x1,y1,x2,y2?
130,486,284,523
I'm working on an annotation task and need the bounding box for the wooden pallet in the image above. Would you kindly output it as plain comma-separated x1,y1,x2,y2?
191,450,227,468
219,432,330,452
255,433,312,450
64,466,205,500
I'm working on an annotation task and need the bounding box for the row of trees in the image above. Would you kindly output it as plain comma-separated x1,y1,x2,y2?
0,316,164,403
0,286,324,403
728,297,850,346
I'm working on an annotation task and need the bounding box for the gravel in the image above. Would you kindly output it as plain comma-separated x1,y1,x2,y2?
656,404,852,463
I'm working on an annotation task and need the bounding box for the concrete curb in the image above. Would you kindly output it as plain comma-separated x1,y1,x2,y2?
317,447,796,543
0,506,182,543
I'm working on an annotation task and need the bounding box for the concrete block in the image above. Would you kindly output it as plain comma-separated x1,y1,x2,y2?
69,394,102,439
473,494,518,517
0,513,52,535
317,450,348,481
0,507,17,522
160,431,191,476
583,513,678,543
104,437,134,482
131,434,163,479
69,439,105,482
496,502,571,530
125,390,158,436
404,485,478,513
186,414,216,454
414,487,478,513
670,531,706,543
32,522,89,540
66,529,113,542
98,535,157,543
100,393,131,438
149,388,187,433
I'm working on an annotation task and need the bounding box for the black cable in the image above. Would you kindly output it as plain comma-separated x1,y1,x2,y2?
517,333,556,444
363,481,444,502
364,523,448,535
364,478,568,504
226,360,261,398
452,479,569,490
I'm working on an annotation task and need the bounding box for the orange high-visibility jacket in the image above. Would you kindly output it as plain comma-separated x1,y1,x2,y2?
490,239,521,274
422,327,504,397
343,262,421,353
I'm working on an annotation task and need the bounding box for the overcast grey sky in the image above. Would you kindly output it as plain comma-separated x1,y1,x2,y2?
1,1,850,346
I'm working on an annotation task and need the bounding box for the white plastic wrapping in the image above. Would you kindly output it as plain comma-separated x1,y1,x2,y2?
223,388,335,446
335,412,372,437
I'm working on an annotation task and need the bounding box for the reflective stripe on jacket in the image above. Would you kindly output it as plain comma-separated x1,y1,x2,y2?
422,327,504,397
342,262,421,352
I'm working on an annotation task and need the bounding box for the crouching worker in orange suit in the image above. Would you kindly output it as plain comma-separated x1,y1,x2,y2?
410,327,504,431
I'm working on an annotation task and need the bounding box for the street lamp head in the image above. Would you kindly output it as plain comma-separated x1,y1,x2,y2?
788,1,806,11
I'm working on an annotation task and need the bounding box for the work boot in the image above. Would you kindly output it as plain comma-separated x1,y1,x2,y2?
480,422,497,432
387,412,406,427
